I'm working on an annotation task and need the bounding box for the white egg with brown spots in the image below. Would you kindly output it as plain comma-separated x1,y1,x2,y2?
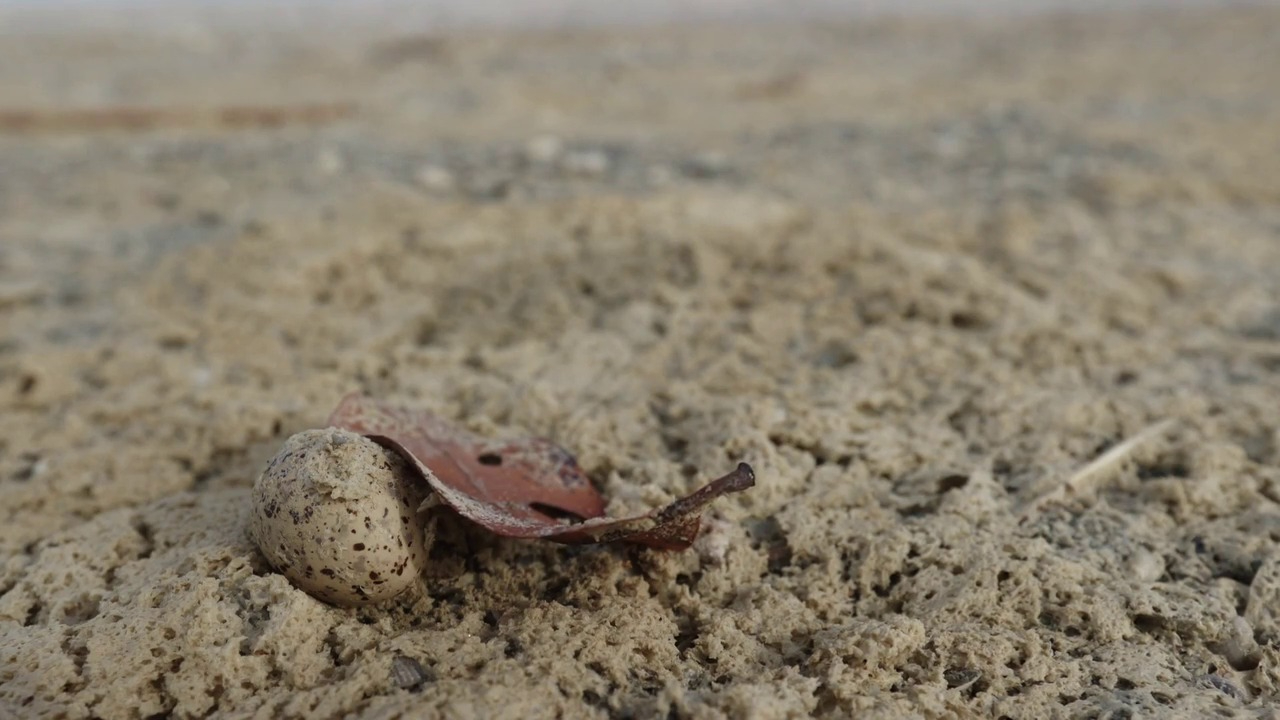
248,427,431,606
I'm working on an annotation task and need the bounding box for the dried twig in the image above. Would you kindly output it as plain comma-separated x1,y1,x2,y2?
1020,419,1176,520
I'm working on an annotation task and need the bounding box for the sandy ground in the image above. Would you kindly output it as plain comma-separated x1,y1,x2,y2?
2,5,1280,719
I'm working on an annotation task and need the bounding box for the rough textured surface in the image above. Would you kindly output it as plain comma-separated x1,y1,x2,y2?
2,6,1280,719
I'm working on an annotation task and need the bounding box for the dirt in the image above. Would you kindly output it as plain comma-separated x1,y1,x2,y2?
2,5,1280,719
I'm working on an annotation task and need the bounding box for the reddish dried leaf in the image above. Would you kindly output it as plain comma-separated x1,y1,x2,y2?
327,393,754,549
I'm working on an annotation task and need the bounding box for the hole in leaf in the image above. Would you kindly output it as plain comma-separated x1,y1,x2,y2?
529,503,586,524
477,453,502,466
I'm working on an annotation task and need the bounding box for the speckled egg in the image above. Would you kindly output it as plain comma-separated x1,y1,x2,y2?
248,427,431,606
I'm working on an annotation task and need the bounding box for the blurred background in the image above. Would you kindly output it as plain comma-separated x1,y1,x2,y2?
0,0,1258,32
4,1,1280,717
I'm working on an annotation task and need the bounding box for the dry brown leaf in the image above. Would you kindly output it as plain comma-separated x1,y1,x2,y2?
328,393,754,549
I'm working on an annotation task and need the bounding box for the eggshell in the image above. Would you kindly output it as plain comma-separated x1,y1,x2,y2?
249,427,431,606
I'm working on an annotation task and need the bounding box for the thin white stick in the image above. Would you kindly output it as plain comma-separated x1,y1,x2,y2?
1021,419,1176,519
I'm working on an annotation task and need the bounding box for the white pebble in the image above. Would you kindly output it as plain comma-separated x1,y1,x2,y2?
415,164,455,192
562,149,610,177
1126,548,1166,583
524,134,564,164
315,148,345,176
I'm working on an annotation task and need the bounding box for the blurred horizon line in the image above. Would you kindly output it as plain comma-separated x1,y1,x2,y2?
0,0,1261,36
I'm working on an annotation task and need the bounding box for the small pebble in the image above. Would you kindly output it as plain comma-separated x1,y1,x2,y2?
1126,548,1165,583
391,655,432,691
680,151,731,179
415,164,456,192
1200,674,1247,702
1216,615,1261,671
524,134,563,164
562,149,610,177
315,148,345,176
